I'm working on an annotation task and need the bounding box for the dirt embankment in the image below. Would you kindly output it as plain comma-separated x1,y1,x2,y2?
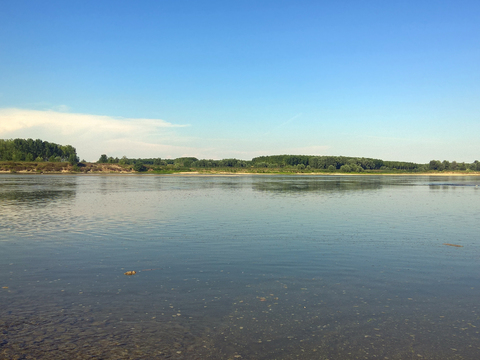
1,162,480,176
0,162,134,174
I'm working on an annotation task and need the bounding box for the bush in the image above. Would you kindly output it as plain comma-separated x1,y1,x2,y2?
133,162,147,172
69,153,79,165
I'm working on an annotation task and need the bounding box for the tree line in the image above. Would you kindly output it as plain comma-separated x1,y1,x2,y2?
0,138,79,164
3,138,477,172
97,153,480,172
428,159,480,171
2,138,478,172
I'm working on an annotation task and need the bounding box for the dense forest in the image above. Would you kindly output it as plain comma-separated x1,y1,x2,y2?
0,138,79,164
97,153,480,172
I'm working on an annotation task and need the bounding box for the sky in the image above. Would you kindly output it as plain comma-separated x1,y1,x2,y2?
1,0,479,163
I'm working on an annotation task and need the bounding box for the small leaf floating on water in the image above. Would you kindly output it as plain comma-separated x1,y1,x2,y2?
124,271,137,275
443,243,463,247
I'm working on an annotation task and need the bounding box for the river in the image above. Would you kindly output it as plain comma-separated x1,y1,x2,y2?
1,174,479,359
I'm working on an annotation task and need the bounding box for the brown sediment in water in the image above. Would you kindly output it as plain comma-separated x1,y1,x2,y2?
2,278,480,359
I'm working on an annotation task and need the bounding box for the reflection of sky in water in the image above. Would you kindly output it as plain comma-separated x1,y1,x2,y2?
1,174,480,359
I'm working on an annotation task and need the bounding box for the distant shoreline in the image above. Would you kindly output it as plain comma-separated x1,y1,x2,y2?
1,170,480,177
2,172,480,177
1,161,480,176
171,171,480,177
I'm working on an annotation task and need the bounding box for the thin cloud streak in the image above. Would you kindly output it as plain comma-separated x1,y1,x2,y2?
264,113,303,135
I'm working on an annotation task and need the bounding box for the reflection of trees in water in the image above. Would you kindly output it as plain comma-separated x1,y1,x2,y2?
166,176,385,193
0,176,77,207
0,190,76,207
153,177,248,192
426,176,480,189
0,188,77,234
252,178,383,193
428,183,479,190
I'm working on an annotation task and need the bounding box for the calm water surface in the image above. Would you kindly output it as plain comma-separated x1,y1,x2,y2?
1,174,479,359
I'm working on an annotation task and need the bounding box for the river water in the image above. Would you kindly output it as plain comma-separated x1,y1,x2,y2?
1,174,479,359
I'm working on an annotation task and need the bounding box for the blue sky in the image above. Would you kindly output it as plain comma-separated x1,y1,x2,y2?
1,0,479,162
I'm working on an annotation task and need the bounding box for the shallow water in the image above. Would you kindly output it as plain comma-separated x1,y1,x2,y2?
1,174,480,359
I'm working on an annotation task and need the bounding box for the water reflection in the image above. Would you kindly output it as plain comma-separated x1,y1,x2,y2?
252,176,383,193
0,175,77,206
0,189,75,206
0,175,77,234
428,183,480,190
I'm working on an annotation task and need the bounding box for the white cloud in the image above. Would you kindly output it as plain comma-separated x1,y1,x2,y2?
52,104,70,112
0,108,191,161
0,108,335,162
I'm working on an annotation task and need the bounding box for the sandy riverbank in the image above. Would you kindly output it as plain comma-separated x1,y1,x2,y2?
1,162,479,176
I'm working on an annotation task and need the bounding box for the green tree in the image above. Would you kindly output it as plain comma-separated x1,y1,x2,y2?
68,153,79,165
119,156,129,165
12,151,24,161
0,138,78,161
133,161,147,172
429,160,444,171
471,160,480,171
98,154,108,163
